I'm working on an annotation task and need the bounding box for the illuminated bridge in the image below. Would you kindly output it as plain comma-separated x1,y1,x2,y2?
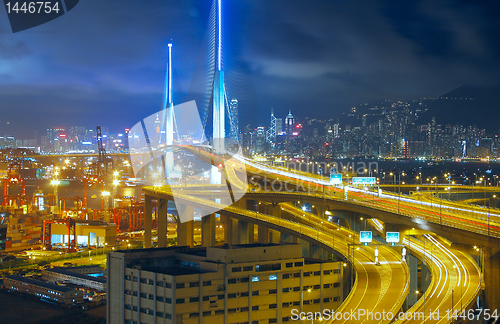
138,148,495,323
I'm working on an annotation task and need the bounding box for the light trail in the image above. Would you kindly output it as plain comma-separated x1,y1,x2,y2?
237,155,500,219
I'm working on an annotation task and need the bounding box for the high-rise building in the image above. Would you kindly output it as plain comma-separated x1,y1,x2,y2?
0,224,7,252
107,244,343,324
229,98,239,142
0,136,15,149
46,128,65,152
256,126,266,153
266,109,277,144
275,118,283,135
284,110,295,136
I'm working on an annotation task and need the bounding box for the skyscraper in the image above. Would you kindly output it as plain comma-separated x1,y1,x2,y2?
284,110,295,136
229,98,239,141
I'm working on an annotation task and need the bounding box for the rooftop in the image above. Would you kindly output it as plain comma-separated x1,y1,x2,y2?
45,268,106,283
6,275,75,292
120,244,308,276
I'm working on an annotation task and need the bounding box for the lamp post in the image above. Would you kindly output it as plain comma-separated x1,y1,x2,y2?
451,289,454,322
112,172,119,209
488,197,491,236
452,265,463,314
398,171,405,214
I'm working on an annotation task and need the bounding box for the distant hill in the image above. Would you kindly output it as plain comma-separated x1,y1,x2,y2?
420,85,500,131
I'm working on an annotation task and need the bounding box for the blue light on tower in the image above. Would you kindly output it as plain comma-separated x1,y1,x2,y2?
218,0,222,71
163,43,174,178
212,0,225,152
167,43,172,105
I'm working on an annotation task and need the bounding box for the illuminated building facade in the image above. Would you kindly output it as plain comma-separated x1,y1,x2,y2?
107,244,343,324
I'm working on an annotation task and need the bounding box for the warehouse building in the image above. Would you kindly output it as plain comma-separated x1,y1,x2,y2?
107,243,343,324
3,275,83,305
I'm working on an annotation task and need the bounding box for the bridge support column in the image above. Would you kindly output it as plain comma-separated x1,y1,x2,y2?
315,205,325,219
157,199,168,248
269,204,282,217
201,214,216,247
269,230,280,243
421,260,430,293
406,254,418,307
144,196,152,248
484,248,500,309
238,221,254,245
222,215,233,245
258,226,269,244
177,220,194,247
250,223,255,243
176,204,194,247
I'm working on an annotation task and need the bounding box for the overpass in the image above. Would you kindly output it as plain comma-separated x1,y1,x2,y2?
143,186,410,323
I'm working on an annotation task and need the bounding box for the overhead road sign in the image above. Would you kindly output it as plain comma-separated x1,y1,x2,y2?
360,231,372,243
330,173,342,185
352,177,376,185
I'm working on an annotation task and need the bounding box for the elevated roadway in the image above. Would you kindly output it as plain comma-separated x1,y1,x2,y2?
144,186,409,323
252,201,482,323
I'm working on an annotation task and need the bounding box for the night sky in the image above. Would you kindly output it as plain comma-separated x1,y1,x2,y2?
1,0,500,139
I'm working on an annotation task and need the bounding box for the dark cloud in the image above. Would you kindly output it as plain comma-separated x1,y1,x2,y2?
0,39,31,59
0,0,499,137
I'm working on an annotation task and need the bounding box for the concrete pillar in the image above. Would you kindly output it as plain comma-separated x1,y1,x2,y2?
177,220,194,247
238,221,254,244
176,204,194,247
269,230,280,243
258,225,269,244
269,204,282,217
316,205,325,219
144,196,152,248
249,223,255,243
421,260,430,293
222,215,234,245
232,219,239,244
157,199,168,248
407,254,418,307
484,248,500,309
201,214,216,247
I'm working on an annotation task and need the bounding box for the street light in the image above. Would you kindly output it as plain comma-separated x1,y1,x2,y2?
397,171,405,214
51,179,61,210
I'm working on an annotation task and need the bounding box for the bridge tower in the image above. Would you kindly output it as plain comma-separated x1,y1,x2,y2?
162,43,175,178
212,0,226,153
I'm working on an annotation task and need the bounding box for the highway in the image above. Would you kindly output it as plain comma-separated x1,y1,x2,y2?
145,147,487,322
267,202,482,324
395,234,481,324
279,202,410,324
144,186,409,323
232,154,500,239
